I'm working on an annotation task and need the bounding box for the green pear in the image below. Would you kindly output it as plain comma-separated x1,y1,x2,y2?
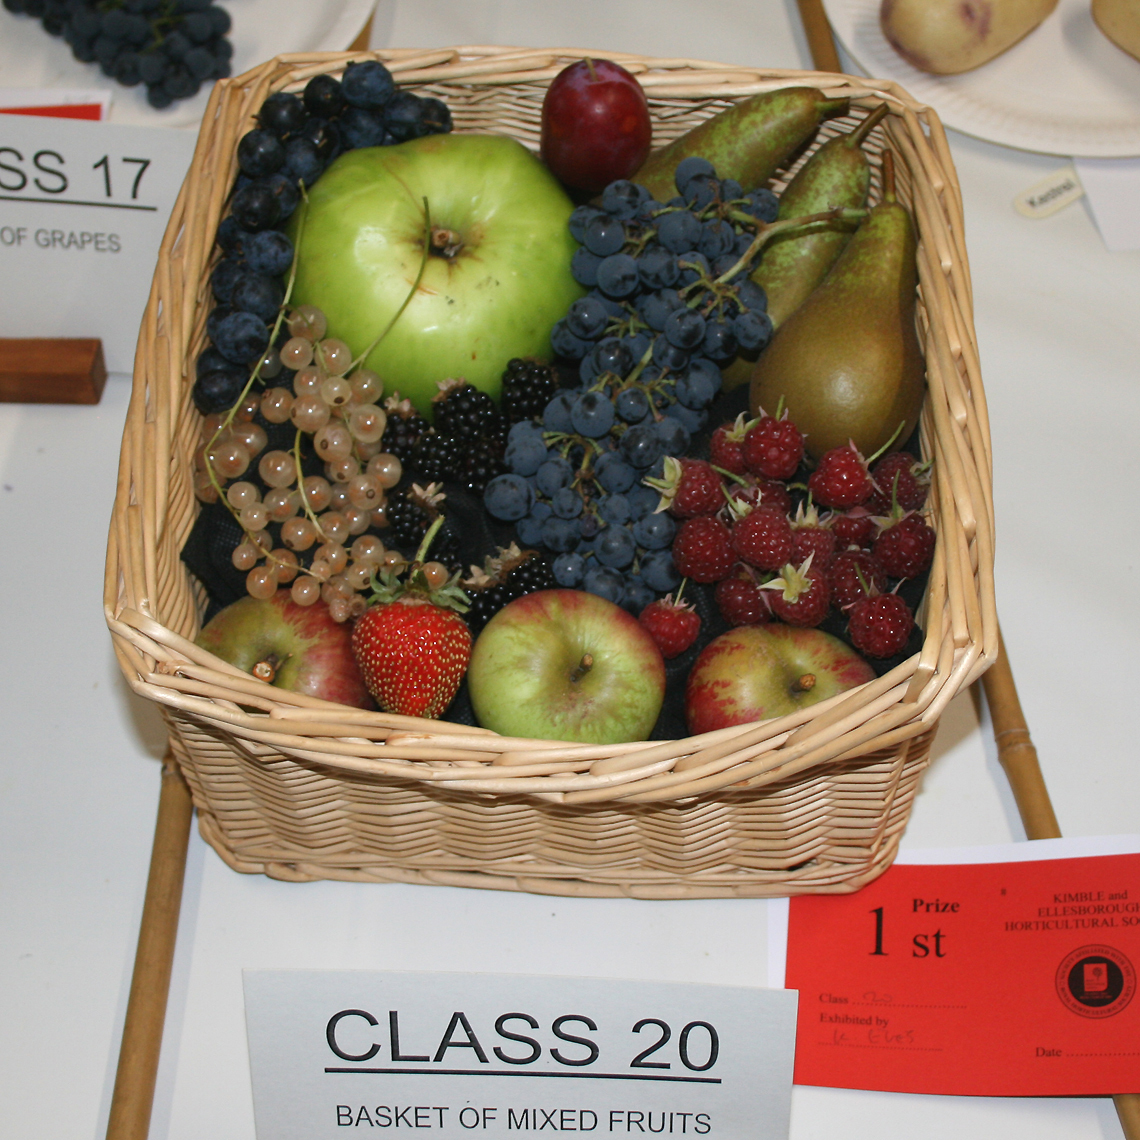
632,87,850,201
754,103,890,331
749,151,925,461
880,0,1058,74
1093,0,1140,61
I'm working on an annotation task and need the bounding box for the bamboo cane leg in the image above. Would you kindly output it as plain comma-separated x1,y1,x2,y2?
981,630,1139,1136
790,7,1139,1137
106,757,193,1140
795,0,842,72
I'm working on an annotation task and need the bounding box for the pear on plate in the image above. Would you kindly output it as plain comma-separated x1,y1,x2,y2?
880,0,1059,74
1093,0,1140,61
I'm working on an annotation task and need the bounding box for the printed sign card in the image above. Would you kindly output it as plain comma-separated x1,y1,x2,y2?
784,842,1140,1097
243,971,798,1140
0,112,194,373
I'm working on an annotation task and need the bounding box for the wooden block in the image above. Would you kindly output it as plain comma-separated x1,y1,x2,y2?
0,338,108,404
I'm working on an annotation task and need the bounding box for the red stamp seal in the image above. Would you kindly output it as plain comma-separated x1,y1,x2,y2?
1055,945,1136,1018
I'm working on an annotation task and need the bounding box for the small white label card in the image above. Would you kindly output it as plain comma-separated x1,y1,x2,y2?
243,971,798,1140
0,112,195,372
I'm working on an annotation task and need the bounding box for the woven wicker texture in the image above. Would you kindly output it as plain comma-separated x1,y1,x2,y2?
105,46,996,898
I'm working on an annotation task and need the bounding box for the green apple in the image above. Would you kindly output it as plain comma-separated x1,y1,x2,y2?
288,134,584,416
467,589,665,744
685,625,874,735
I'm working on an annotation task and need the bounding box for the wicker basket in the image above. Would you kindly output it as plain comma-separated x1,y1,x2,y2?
104,46,996,899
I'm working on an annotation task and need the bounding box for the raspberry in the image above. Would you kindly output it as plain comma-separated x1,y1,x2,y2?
730,505,793,571
639,593,701,659
828,549,888,610
646,457,723,518
808,444,874,509
848,592,915,658
762,558,831,627
868,451,929,514
741,410,804,479
714,575,772,626
725,476,792,516
709,412,752,476
672,516,735,583
873,513,935,579
832,508,877,550
790,500,836,568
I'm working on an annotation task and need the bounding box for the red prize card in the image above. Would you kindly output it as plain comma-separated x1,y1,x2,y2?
785,852,1140,1096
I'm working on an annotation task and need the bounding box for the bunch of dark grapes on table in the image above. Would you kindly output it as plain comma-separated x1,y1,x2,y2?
184,63,460,621
481,160,779,614
3,0,234,109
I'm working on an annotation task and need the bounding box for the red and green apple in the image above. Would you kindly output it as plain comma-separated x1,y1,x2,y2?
196,591,372,709
685,625,874,735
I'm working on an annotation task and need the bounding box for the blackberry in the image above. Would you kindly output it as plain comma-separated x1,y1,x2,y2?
379,396,428,463
461,436,508,495
500,358,561,424
432,380,507,441
409,431,462,483
463,545,556,632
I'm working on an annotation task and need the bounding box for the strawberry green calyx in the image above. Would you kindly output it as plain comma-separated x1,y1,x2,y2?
366,515,471,614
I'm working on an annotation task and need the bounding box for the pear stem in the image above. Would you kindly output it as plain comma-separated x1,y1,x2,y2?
881,147,898,204
848,102,890,149
570,654,594,684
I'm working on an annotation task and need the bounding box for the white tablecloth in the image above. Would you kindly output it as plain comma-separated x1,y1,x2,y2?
2,3,1138,1138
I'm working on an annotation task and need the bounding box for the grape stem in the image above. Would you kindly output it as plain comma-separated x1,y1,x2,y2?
714,207,867,287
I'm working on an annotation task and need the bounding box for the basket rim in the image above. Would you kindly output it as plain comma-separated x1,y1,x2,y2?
104,48,997,806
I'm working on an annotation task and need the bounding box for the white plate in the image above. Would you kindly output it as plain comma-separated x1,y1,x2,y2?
824,0,1140,156
0,0,376,129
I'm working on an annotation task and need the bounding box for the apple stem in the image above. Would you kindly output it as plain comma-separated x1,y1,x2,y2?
570,654,594,684
585,58,598,81
252,654,282,683
430,225,463,259
792,673,817,693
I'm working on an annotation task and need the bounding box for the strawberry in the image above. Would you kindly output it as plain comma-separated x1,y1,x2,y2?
741,406,804,479
709,412,754,476
873,512,935,579
645,456,723,518
714,572,772,626
808,443,875,509
868,451,929,514
672,516,735,583
847,591,915,658
762,555,831,627
639,591,701,659
351,517,472,718
789,499,836,568
832,507,877,550
828,549,888,611
730,503,793,571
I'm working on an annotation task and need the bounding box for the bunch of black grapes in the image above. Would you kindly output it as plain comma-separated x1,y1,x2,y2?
482,160,780,613
3,0,234,108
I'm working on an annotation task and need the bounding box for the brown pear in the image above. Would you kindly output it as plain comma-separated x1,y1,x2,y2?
749,152,925,461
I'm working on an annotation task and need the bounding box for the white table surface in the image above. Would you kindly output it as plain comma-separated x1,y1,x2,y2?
1,3,1138,1138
